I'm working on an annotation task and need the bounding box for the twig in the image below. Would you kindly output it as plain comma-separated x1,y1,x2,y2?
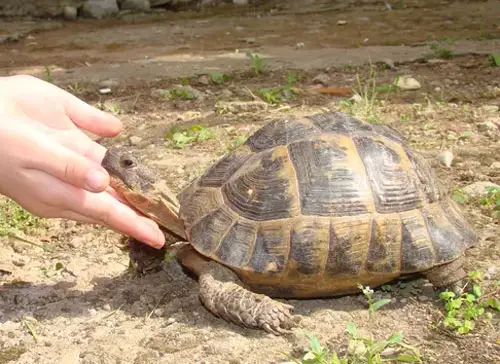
21,319,39,342
8,231,50,252
145,291,169,322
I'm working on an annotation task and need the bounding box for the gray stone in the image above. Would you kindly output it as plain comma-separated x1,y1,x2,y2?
463,181,500,197
129,136,142,146
119,0,150,11
312,73,331,86
63,6,78,20
490,161,500,170
396,76,421,90
81,0,119,19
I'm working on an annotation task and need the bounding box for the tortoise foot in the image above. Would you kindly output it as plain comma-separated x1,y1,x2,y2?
198,262,296,335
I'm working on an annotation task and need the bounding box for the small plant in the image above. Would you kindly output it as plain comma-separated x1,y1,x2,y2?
0,198,47,237
427,38,455,59
166,86,195,100
358,284,391,313
290,323,422,363
340,65,389,124
164,124,216,148
44,65,53,83
210,71,231,84
246,51,265,75
439,271,500,334
479,186,500,220
488,53,500,67
256,72,297,105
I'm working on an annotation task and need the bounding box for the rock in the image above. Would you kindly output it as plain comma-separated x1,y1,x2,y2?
337,20,347,25
102,304,111,311
417,295,431,302
129,136,142,146
63,6,78,20
81,0,119,19
295,42,305,49
166,317,176,325
99,87,112,94
396,76,421,90
119,0,151,11
437,150,454,168
215,101,268,114
477,121,497,132
312,73,331,86
421,282,436,297
383,58,395,69
463,181,500,197
197,74,210,85
484,266,499,280
153,308,164,317
490,161,500,170
12,256,30,267
480,105,499,114
218,89,233,99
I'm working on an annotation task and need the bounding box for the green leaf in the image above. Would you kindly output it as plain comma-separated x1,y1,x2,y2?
370,298,391,311
388,332,403,344
483,297,500,311
472,284,482,298
490,53,500,66
439,291,456,301
394,354,421,362
345,322,357,337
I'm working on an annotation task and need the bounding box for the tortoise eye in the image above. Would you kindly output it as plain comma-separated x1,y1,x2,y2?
120,157,135,168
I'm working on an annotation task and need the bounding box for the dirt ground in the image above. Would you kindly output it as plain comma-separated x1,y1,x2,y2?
0,1,499,363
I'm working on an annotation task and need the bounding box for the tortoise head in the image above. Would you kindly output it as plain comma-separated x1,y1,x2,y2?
102,147,187,241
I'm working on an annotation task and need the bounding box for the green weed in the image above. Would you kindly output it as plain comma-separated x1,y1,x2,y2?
427,38,455,59
256,72,297,105
0,198,47,237
166,86,195,100
246,52,265,75
439,271,500,334
358,284,392,313
44,65,53,83
210,71,231,84
164,124,216,148
290,323,422,364
340,65,393,124
489,53,500,67
479,186,500,220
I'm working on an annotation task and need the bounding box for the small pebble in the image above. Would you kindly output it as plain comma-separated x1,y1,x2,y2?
99,88,112,94
88,308,98,317
166,317,176,325
102,304,111,311
337,20,347,25
129,136,142,146
437,150,454,168
396,76,421,90
154,308,164,317
490,161,500,170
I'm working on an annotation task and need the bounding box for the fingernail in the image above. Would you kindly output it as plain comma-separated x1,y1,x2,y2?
85,168,109,191
145,220,165,249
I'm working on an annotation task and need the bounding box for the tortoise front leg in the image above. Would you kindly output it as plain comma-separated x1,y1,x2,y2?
128,238,167,276
177,246,296,335
424,256,467,295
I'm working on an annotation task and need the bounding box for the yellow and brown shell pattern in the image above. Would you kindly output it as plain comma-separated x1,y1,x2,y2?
178,112,476,298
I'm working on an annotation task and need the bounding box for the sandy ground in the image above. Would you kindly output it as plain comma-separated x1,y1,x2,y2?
0,1,499,363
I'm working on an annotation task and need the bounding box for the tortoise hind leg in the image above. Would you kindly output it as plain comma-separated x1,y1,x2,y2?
423,256,467,295
177,245,296,335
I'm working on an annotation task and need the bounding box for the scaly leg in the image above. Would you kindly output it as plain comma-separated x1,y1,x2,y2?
424,256,467,295
177,245,296,335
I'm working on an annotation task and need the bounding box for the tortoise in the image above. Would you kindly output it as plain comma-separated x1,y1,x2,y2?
102,111,476,334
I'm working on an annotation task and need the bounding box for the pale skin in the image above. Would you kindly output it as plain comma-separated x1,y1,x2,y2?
0,74,165,248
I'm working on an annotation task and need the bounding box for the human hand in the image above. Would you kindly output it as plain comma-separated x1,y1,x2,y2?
0,75,165,248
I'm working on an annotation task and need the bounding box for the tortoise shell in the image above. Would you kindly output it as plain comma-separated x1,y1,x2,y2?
177,112,476,298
